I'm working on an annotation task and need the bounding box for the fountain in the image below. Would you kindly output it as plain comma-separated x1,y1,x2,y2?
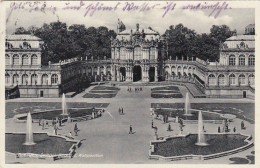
195,111,209,146
23,112,36,145
183,92,193,116
61,93,68,116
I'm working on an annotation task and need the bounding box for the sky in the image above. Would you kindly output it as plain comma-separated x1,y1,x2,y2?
5,1,255,35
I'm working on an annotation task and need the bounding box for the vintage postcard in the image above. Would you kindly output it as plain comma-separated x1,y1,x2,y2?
1,0,259,166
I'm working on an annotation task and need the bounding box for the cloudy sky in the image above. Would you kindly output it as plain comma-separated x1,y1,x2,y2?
5,1,255,35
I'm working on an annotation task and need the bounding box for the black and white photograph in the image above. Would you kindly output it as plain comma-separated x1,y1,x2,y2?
2,0,258,165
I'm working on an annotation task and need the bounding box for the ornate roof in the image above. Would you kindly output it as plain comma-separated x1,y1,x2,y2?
6,34,41,41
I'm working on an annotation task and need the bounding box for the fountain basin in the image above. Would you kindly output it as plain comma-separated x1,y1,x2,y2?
149,133,253,161
14,108,103,122
6,133,81,160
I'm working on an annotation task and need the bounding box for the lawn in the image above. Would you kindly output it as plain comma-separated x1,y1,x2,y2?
6,133,76,155
152,134,248,157
151,86,183,98
5,102,109,119
83,85,120,98
151,103,255,123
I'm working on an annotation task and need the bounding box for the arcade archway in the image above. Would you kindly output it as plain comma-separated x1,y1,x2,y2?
133,65,142,82
119,67,126,82
149,67,155,82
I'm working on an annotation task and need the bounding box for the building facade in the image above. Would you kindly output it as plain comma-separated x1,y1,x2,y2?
5,23,255,99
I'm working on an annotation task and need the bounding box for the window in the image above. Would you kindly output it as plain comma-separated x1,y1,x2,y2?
238,74,245,85
31,55,38,65
239,55,245,66
150,48,156,60
134,47,142,60
171,66,176,73
5,74,10,84
42,74,48,85
22,74,28,85
229,55,236,65
51,74,58,84
177,66,182,73
208,74,216,86
218,74,225,86
249,55,255,66
249,74,255,85
5,54,10,65
31,74,38,85
13,74,19,85
229,74,236,85
22,54,29,65
13,54,19,65
120,48,126,60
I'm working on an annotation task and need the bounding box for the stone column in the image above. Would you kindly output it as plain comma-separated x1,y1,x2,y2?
112,66,116,81
97,67,100,76
155,48,158,60
245,54,249,66
245,74,249,86
28,73,32,85
235,55,239,66
155,66,158,82
10,74,13,86
117,67,120,81
130,67,133,82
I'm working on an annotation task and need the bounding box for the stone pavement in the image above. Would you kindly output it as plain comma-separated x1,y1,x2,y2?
5,85,255,164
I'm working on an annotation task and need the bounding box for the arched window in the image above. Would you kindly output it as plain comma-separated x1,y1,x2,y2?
165,66,169,73
183,67,187,73
150,47,156,60
22,54,29,65
31,54,38,65
134,47,142,60
177,66,182,73
229,55,236,65
249,74,255,85
249,55,255,66
218,74,225,86
31,74,38,85
13,54,19,65
93,67,98,75
238,74,245,85
120,48,126,60
100,66,104,74
13,74,19,85
229,74,236,85
171,66,176,73
51,74,58,84
5,54,10,65
239,55,245,66
208,74,216,86
42,74,48,85
22,74,28,85
5,74,10,84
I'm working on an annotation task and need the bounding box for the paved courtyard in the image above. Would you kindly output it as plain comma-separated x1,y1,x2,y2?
5,84,255,164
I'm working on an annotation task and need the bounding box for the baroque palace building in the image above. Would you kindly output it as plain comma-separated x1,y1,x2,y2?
5,21,255,99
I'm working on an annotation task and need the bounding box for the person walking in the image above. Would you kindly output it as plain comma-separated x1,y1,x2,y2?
42,120,45,130
167,123,172,131
74,123,78,136
233,127,236,133
241,121,245,130
218,126,221,133
129,125,133,134
54,124,58,135
121,107,124,114
151,120,154,128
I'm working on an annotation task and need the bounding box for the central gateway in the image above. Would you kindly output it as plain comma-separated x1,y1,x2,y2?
133,65,142,82
110,20,166,82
